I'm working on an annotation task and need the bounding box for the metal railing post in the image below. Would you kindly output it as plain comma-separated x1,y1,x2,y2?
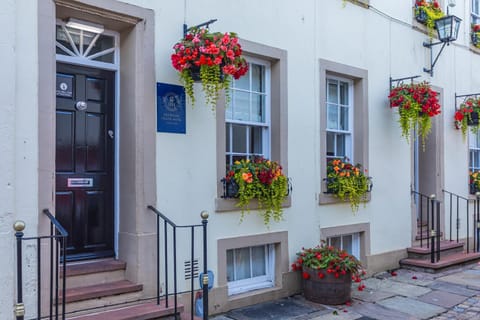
14,221,26,320
430,195,436,263
201,211,209,320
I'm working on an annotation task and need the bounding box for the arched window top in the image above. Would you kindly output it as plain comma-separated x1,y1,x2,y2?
56,20,119,70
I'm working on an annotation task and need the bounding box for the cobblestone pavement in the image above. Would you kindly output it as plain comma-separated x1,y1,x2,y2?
212,264,480,320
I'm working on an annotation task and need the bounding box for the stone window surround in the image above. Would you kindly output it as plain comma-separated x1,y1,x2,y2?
318,59,369,205
319,223,370,267
217,231,289,292
215,40,289,212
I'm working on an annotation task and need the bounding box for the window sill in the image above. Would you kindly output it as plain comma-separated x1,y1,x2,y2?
318,192,371,206
215,196,292,212
470,44,480,55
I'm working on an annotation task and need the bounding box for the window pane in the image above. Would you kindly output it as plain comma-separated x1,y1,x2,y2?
92,52,114,63
340,106,349,131
251,94,265,123
234,69,249,90
327,104,339,130
232,125,247,153
56,25,75,54
233,91,250,121
226,124,231,152
251,246,266,277
250,126,263,155
340,82,349,105
251,64,265,92
330,236,341,249
336,134,345,158
87,34,114,56
327,81,338,103
234,248,251,280
342,235,353,254
226,250,234,282
327,132,335,157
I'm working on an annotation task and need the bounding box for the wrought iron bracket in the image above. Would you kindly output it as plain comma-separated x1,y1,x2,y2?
389,75,421,89
183,19,218,37
455,92,480,110
423,40,448,77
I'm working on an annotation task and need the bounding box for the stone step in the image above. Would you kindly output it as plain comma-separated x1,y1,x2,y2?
61,280,143,304
400,251,480,273
63,259,127,289
66,302,183,320
407,241,465,260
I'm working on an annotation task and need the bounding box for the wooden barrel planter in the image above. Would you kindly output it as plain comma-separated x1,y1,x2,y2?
302,267,352,305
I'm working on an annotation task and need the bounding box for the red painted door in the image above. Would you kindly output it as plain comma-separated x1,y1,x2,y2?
56,63,115,261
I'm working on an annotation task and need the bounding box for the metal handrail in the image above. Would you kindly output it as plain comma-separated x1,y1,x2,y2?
442,189,479,253
14,209,68,320
147,205,209,320
411,190,441,263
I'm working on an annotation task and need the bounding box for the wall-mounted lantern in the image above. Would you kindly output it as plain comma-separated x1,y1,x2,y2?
423,14,461,76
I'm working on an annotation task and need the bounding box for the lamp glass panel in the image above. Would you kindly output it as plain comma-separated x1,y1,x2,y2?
453,17,461,41
435,16,452,41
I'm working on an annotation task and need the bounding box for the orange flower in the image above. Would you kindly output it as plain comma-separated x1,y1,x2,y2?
334,166,340,172
242,172,253,183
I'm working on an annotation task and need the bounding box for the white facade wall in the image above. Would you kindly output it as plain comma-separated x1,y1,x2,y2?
2,0,480,318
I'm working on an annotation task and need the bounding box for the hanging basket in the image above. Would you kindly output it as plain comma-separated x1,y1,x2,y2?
468,111,480,126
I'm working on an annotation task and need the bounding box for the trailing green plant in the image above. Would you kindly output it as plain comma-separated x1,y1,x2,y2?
225,157,288,225
171,27,248,109
326,159,370,212
388,81,441,147
415,0,444,37
454,97,480,139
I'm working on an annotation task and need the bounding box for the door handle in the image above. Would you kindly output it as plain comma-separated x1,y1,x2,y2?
108,130,114,139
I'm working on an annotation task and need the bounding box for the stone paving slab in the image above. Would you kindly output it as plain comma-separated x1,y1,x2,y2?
364,278,431,298
438,269,480,290
348,301,418,320
376,269,435,287
428,280,478,297
352,288,397,302
416,290,468,308
223,297,322,320
309,310,363,320
376,296,446,319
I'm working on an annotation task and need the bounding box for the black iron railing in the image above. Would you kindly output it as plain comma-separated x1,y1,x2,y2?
147,206,209,320
14,209,68,320
443,190,480,253
412,190,441,263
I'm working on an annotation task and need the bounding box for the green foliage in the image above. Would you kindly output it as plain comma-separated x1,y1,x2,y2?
326,159,370,213
226,158,288,226
389,82,441,148
415,1,444,38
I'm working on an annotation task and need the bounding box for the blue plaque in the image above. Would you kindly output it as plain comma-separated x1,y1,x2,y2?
157,83,186,134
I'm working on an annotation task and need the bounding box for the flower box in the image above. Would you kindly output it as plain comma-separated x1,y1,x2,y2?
473,33,479,47
415,7,428,24
223,158,289,225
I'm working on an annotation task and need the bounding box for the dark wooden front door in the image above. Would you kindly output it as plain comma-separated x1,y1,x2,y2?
56,63,115,261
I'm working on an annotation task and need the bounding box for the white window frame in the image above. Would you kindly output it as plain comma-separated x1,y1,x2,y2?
469,131,480,172
326,76,354,162
225,57,271,166
55,19,120,71
473,0,480,25
227,244,275,296
327,233,360,260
